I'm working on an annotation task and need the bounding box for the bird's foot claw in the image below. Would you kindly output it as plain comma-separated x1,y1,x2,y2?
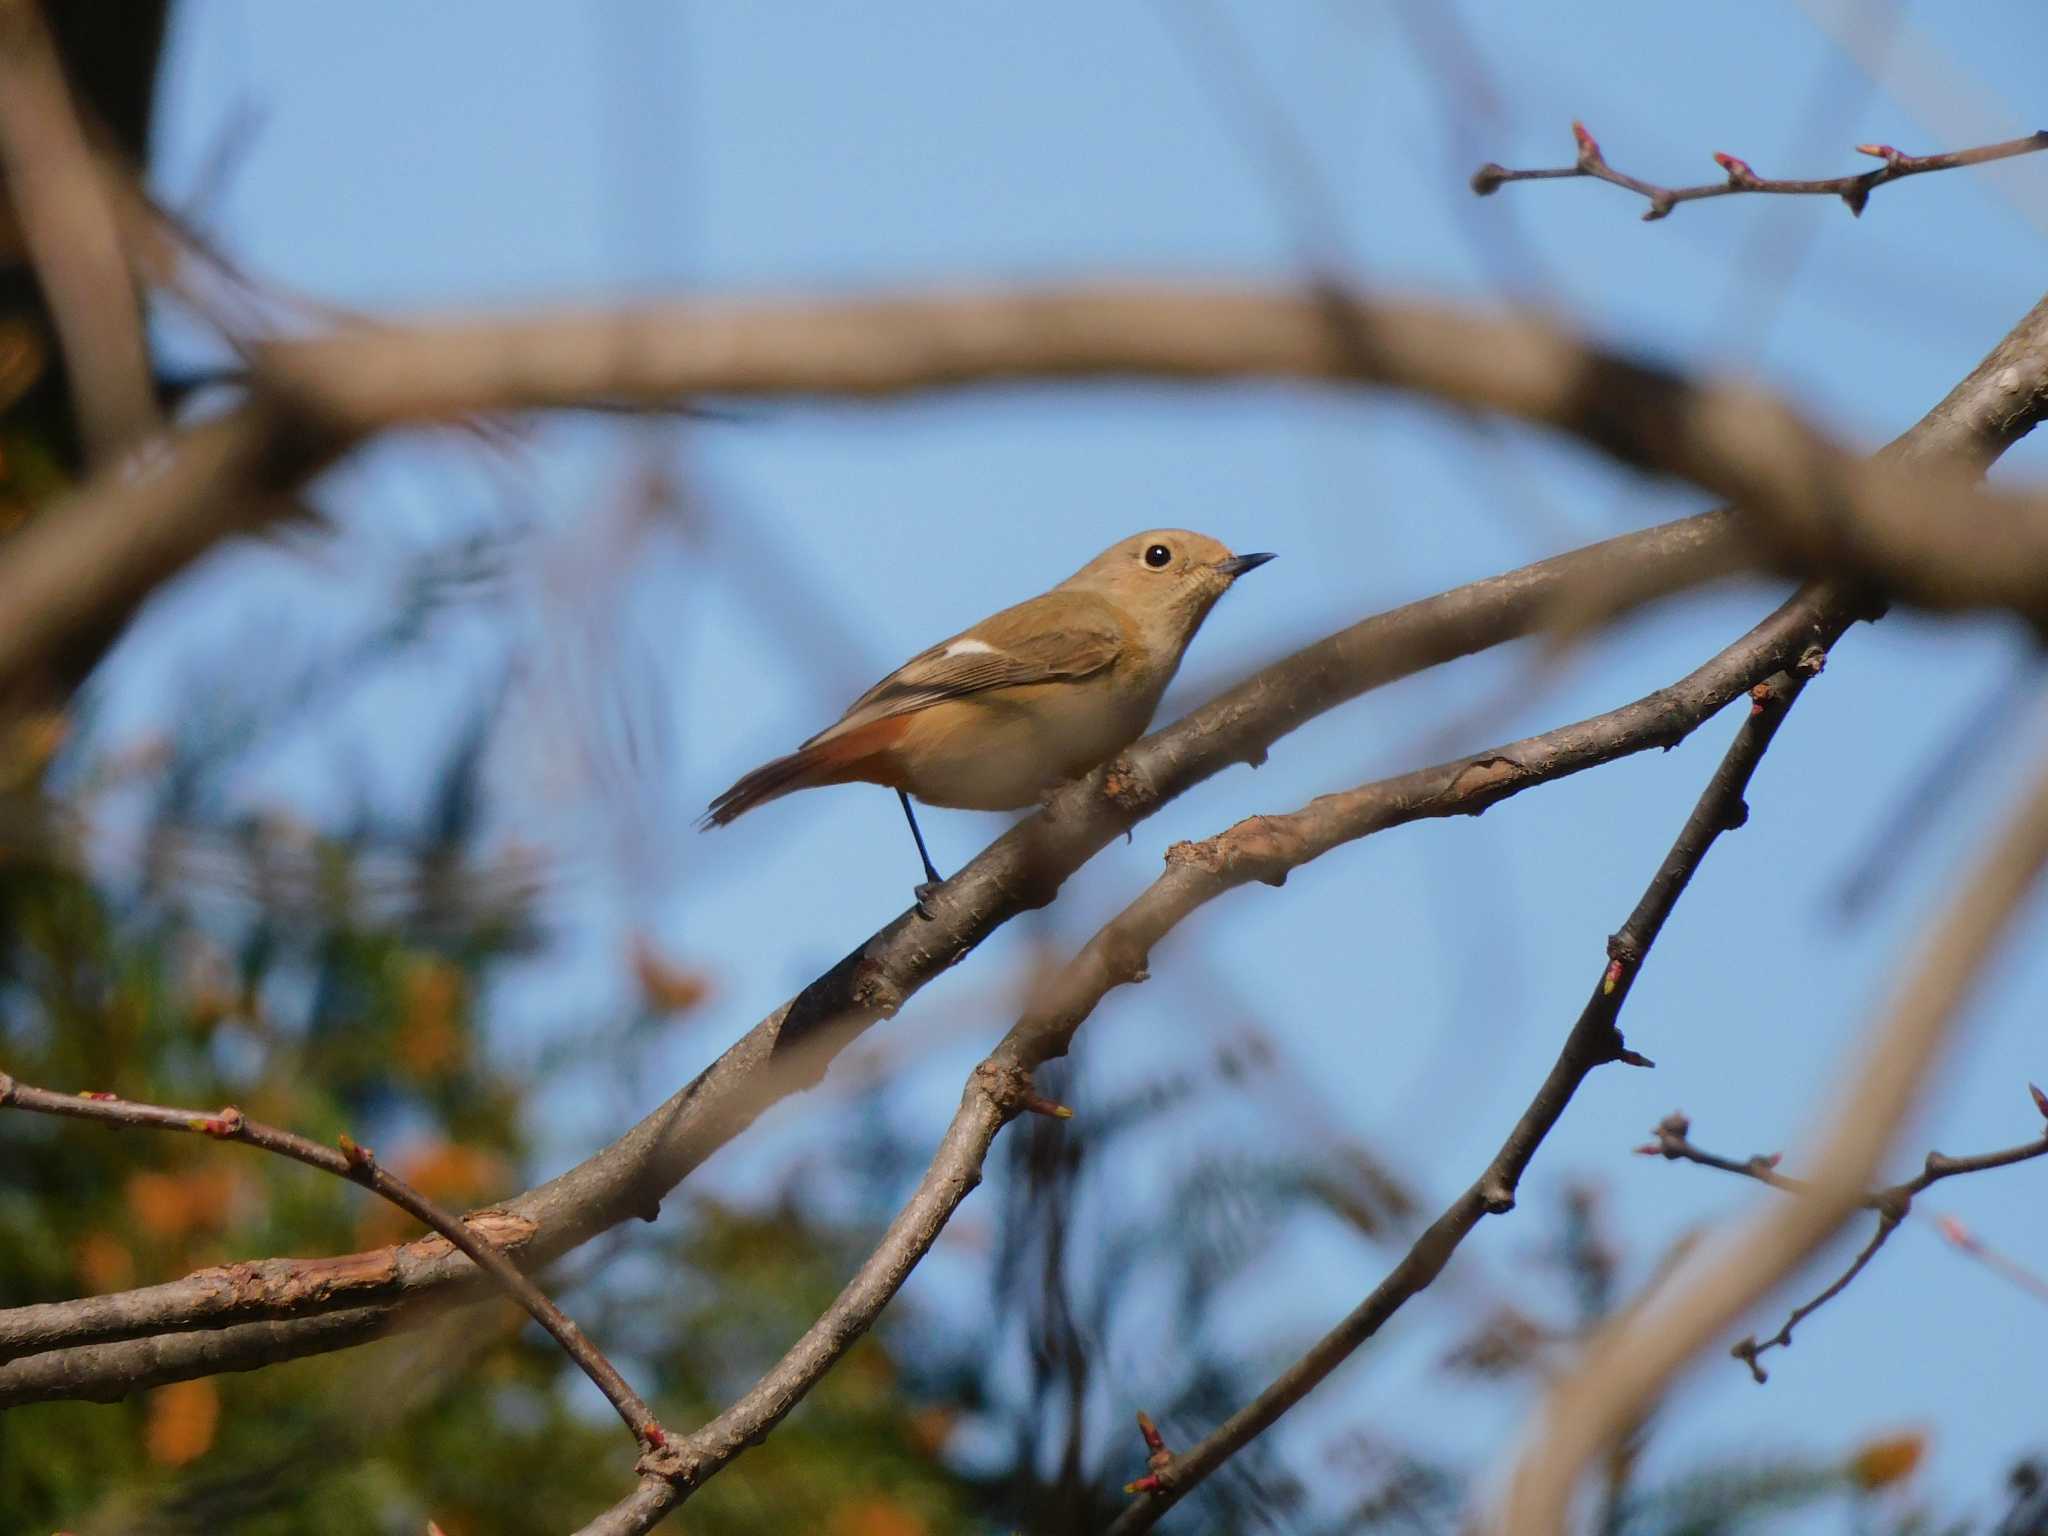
913,880,944,920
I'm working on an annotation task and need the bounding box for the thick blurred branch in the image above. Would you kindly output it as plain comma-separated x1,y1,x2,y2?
0,0,157,463
9,281,2048,705
1499,750,2048,1535
260,285,2048,623
7,280,2048,1407
1473,121,2048,221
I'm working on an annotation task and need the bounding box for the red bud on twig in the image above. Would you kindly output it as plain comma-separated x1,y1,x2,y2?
1572,120,1603,168
1713,152,1759,188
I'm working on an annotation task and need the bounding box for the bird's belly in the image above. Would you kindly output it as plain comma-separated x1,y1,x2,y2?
892,687,1150,811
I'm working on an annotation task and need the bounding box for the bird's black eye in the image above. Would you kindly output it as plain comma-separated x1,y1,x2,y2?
1143,543,1172,569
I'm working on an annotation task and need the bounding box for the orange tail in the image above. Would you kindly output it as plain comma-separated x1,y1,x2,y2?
700,746,834,828
700,718,909,829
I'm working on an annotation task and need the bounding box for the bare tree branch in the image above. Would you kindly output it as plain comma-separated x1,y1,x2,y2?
575,582,1828,1536
0,0,158,463
1639,1099,2048,1379
1107,656,1817,1532
8,282,2048,1408
0,1071,668,1454
1473,122,2048,221
0,509,1742,1401
1499,748,2048,1535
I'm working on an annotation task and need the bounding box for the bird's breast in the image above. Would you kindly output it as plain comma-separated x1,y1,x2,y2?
887,674,1159,810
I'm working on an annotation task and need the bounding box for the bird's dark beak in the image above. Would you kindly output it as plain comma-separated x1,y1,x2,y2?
1214,552,1277,579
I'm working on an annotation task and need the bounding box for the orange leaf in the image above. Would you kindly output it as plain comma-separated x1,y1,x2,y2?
125,1166,241,1242
1849,1431,1926,1490
145,1378,219,1467
396,954,467,1076
630,935,712,1015
74,1231,135,1293
829,1500,928,1536
907,1405,957,1459
125,1171,192,1241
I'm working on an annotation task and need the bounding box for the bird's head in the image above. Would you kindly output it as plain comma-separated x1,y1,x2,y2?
1061,529,1275,653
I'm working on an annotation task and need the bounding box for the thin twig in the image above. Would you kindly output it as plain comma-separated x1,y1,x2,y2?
0,1071,668,1454
1107,659,1818,1532
1639,1095,2048,1379
1473,122,2048,221
1731,1216,1897,1384
1639,1113,1808,1194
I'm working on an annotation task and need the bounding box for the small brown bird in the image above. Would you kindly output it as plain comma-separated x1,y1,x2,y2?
702,529,1275,909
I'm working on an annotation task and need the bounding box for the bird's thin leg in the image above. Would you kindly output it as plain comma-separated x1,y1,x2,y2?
897,789,945,916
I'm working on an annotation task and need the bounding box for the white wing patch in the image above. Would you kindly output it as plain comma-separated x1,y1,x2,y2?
944,638,999,656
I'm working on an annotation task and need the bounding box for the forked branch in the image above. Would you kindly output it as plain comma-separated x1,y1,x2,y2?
1639,1094,2048,1380
1108,651,1821,1532
0,1072,668,1456
1474,122,2048,220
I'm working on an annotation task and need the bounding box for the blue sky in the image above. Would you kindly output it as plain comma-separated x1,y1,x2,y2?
110,0,2048,1524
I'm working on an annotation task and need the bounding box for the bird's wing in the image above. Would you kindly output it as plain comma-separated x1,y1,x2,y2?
805,592,1126,746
